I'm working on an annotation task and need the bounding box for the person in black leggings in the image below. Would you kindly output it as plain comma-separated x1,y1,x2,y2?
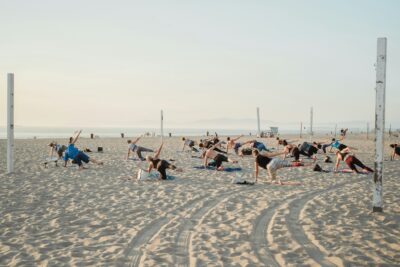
334,148,373,174
297,142,320,161
145,143,180,180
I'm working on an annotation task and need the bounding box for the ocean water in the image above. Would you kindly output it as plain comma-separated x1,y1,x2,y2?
0,125,364,139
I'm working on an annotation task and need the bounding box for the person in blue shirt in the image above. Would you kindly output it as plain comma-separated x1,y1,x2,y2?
64,130,103,170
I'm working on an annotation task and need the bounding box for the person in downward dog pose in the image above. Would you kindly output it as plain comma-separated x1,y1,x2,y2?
334,148,373,174
203,142,238,171
64,130,103,170
253,149,309,184
145,143,181,180
126,137,154,160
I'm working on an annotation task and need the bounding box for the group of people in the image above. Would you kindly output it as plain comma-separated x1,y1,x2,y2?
48,130,399,184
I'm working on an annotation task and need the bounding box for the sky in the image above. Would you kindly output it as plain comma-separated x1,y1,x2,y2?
1,0,399,130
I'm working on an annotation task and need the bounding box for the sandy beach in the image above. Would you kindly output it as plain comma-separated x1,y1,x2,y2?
0,134,399,266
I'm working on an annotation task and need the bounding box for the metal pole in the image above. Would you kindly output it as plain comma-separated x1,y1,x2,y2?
367,122,369,140
256,107,260,137
310,106,313,138
161,110,164,141
334,124,337,138
300,122,302,139
7,73,15,174
373,37,387,213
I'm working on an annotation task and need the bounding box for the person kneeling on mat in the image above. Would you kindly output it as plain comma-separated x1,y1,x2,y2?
203,141,238,171
64,130,103,170
145,143,181,180
253,149,310,184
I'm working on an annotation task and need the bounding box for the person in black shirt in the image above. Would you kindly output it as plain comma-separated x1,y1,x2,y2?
253,149,309,184
145,143,181,180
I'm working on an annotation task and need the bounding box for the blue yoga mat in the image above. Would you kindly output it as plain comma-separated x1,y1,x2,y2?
193,166,242,172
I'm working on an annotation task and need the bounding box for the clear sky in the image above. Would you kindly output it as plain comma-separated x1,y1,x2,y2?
1,0,399,130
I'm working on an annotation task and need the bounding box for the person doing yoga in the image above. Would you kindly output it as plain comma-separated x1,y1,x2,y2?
145,143,181,180
126,137,154,160
182,137,199,152
253,149,308,184
64,130,103,170
334,148,373,174
226,135,244,154
203,142,238,171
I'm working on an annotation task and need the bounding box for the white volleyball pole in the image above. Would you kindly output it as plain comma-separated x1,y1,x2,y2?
300,122,303,139
256,107,260,137
309,106,313,140
334,124,337,138
160,110,164,142
367,122,369,140
7,73,15,174
373,37,387,213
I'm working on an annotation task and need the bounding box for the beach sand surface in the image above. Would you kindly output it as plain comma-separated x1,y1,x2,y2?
0,134,399,266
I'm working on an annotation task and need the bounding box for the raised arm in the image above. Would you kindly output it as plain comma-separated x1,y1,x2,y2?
71,130,82,145
232,135,243,142
132,137,141,145
208,141,222,151
154,143,163,159
147,162,154,173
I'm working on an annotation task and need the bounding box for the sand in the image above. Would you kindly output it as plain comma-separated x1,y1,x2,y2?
0,134,399,266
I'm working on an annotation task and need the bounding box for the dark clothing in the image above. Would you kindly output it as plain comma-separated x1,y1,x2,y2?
136,146,154,160
321,143,332,153
72,151,90,166
256,154,272,169
291,147,300,161
345,155,373,173
234,143,242,154
395,147,400,156
214,154,228,168
56,145,67,158
299,142,318,158
241,148,253,155
338,144,347,151
151,158,175,180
